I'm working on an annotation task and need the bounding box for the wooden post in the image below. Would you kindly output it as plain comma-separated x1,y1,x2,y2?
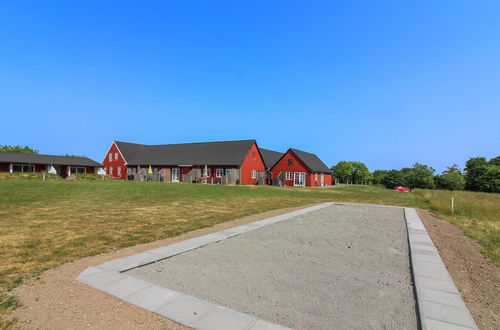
451,197,454,215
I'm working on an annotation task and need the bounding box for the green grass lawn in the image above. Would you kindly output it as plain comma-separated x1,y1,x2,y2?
0,179,498,328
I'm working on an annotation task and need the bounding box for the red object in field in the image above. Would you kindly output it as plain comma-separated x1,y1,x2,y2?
393,186,411,192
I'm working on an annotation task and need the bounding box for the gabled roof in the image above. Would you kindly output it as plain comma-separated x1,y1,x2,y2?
114,140,257,166
279,148,331,173
0,152,102,167
260,148,283,169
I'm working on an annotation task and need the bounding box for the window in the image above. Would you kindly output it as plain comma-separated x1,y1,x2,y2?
315,173,318,180
288,159,293,166
12,164,34,173
251,170,257,179
109,153,112,162
114,152,118,160
225,169,231,175
117,166,122,177
70,167,86,174
203,168,211,177
285,172,293,180
216,169,224,178
109,166,113,176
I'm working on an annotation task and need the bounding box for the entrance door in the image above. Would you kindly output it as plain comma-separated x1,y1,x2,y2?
321,173,324,186
294,172,306,187
172,168,180,182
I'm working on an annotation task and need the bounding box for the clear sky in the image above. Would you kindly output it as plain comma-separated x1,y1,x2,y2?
1,1,499,172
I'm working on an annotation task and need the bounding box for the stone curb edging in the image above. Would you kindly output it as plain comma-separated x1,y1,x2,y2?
77,202,334,330
404,208,478,330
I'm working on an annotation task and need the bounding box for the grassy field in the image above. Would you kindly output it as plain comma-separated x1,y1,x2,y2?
0,179,498,328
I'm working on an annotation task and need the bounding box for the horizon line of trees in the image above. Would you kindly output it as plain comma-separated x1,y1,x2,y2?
331,156,500,193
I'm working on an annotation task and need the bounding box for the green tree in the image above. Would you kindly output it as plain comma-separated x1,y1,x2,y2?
331,161,370,184
435,165,465,191
476,164,500,193
350,161,370,184
381,169,408,189
464,157,488,191
331,161,353,183
0,145,38,154
371,170,388,185
406,163,435,189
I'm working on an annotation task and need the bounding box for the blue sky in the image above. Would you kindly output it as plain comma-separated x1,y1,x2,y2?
1,1,499,172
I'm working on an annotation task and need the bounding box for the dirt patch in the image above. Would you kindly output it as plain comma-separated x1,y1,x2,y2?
418,209,499,330
9,204,314,330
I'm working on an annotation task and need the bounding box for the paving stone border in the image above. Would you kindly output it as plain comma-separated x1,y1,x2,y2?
77,202,478,330
404,208,478,330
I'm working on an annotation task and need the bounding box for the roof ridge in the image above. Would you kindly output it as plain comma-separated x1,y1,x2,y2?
150,139,256,147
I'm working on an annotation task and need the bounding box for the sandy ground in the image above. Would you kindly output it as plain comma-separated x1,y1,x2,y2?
8,205,499,330
128,204,417,330
10,205,314,330
417,209,499,330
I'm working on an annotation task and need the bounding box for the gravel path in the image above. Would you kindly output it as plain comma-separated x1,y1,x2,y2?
127,204,418,330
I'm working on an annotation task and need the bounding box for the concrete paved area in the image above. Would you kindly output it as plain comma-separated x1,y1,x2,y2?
77,202,478,330
127,204,417,330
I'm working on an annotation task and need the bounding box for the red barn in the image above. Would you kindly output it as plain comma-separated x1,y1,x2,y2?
270,148,332,187
0,152,102,176
102,140,266,184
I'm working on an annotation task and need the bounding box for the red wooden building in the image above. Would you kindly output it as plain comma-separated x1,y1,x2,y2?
102,140,266,184
0,152,103,176
270,148,332,187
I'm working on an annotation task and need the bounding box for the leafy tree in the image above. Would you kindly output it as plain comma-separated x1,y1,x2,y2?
350,161,370,184
381,169,408,189
331,161,370,184
435,164,465,191
464,157,488,191
406,163,435,189
476,164,500,193
0,145,38,154
371,169,388,185
331,161,353,183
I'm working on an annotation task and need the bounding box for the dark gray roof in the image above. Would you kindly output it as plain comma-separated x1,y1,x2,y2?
260,148,283,169
289,148,331,173
115,140,257,166
0,152,102,167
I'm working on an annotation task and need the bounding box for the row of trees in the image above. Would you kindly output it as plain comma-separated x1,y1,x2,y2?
331,156,499,193
0,145,38,154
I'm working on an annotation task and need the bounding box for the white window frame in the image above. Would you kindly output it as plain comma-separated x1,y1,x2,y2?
294,172,306,187
285,172,293,180
109,153,112,162
11,164,35,173
203,168,210,177
251,170,256,179
172,168,181,182
216,169,224,178
315,173,318,180
117,166,122,177
109,166,113,176
114,152,118,160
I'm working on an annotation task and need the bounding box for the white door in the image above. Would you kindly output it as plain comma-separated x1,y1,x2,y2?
321,173,324,186
172,168,180,182
294,172,306,187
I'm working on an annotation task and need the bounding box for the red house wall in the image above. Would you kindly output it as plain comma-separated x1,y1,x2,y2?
0,163,10,172
102,142,127,179
271,151,310,186
240,143,266,184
